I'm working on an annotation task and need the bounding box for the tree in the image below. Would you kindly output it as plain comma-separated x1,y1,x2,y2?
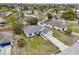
53,5,60,14
40,5,49,11
47,13,52,19
20,12,24,17
17,38,25,47
0,7,9,12
30,18,38,25
61,9,76,20
65,29,72,34
32,5,38,10
5,13,23,34
12,22,23,34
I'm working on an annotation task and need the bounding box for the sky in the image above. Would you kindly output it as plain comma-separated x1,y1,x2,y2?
0,0,79,3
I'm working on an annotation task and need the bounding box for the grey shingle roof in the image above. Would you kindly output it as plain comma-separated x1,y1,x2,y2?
41,28,49,34
42,20,65,28
23,25,43,35
58,42,79,55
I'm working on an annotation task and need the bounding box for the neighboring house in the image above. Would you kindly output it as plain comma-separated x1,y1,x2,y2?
39,19,67,31
23,25,44,37
0,18,6,27
34,10,42,14
58,42,79,55
0,12,12,18
23,10,34,15
0,39,12,55
0,13,5,17
76,5,79,18
76,10,79,18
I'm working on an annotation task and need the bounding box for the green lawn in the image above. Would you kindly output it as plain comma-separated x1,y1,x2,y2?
52,29,74,46
4,12,20,25
16,34,60,55
0,7,9,12
67,24,79,33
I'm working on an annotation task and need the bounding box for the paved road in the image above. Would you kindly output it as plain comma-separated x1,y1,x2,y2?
41,31,69,51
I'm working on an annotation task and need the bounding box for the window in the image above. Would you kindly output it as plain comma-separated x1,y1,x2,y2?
29,34,32,36
34,32,37,34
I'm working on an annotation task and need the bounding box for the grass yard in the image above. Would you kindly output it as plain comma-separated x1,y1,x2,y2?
16,34,60,55
0,7,9,12
4,12,20,25
67,23,79,33
52,29,74,46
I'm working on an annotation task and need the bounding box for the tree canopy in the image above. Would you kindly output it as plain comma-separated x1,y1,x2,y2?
5,12,23,34
30,18,38,25
17,38,26,47
47,13,53,19
61,9,76,20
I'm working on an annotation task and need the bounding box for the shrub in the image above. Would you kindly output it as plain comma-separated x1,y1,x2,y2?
47,13,52,19
13,22,23,34
30,18,38,25
17,38,26,47
61,9,76,20
65,29,72,34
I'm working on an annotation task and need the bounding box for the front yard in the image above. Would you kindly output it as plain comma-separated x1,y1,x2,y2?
52,29,76,46
16,33,60,55
67,23,79,33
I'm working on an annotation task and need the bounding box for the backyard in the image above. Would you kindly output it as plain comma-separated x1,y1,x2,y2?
15,33,60,55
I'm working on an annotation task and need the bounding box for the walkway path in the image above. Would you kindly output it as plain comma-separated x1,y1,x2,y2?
41,31,69,51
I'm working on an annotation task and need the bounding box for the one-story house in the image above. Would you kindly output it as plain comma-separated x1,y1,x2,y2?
76,10,79,19
39,19,67,31
0,18,6,27
23,25,44,37
0,13,5,17
0,39,12,55
0,12,12,18
34,10,42,14
23,10,34,15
